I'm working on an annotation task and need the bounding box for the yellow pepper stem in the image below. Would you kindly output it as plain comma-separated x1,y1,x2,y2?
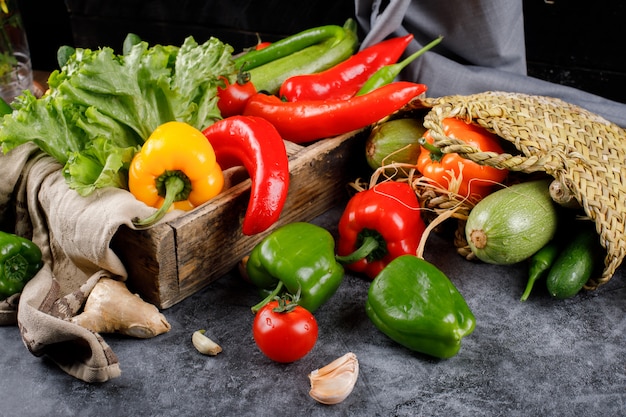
133,173,187,229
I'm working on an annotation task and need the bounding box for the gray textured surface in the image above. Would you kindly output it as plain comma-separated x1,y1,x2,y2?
1,205,625,417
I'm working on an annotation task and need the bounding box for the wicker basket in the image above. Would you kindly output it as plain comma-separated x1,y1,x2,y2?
401,91,626,289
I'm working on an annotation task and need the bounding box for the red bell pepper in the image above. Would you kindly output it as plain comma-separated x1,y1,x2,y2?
243,81,427,144
278,34,414,101
336,181,427,279
417,118,508,203
202,116,290,235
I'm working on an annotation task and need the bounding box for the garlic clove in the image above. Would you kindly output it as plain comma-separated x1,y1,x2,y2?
192,330,222,356
308,352,359,405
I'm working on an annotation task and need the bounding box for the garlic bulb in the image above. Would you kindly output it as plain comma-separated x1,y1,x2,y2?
308,352,359,405
192,330,222,356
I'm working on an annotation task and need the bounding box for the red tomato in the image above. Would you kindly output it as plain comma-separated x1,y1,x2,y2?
255,41,271,50
252,300,318,363
217,77,257,118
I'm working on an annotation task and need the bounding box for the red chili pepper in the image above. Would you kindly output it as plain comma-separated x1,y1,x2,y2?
243,81,427,144
279,34,414,101
335,181,426,279
202,116,290,235
217,72,258,118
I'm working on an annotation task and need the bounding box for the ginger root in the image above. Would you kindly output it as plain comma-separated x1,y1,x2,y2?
71,277,171,338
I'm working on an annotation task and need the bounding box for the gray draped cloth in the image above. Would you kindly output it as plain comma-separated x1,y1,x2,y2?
354,0,626,127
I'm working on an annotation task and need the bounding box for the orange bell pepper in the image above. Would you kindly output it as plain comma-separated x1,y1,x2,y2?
128,121,224,228
417,118,508,203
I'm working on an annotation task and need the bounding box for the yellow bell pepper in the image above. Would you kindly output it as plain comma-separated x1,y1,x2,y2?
129,121,224,228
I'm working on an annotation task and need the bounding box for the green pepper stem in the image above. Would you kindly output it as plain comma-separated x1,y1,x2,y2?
5,253,28,282
251,281,284,314
133,175,186,229
418,136,444,161
335,235,380,265
393,35,443,72
356,35,443,95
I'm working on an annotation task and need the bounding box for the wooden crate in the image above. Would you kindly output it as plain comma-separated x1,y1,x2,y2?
111,130,366,309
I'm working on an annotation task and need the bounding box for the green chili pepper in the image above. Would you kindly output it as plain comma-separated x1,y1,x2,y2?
246,19,358,95
247,222,344,313
366,255,475,359
0,231,43,299
520,240,561,301
234,23,348,71
356,35,443,96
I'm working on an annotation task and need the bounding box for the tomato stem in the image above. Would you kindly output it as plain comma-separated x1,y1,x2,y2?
251,281,284,314
236,66,251,85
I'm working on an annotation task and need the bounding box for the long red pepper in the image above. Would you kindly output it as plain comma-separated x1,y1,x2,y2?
243,81,427,143
279,34,414,101
202,116,290,235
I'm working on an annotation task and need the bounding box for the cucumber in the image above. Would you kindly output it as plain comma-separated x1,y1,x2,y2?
465,179,559,265
546,224,600,299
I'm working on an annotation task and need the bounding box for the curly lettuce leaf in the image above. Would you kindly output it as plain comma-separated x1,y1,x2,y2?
0,36,236,194
63,138,139,196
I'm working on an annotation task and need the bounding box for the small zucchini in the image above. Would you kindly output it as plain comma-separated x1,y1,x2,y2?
465,179,559,265
365,118,425,171
546,223,601,299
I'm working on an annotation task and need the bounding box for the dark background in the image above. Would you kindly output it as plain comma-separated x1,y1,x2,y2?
18,0,626,104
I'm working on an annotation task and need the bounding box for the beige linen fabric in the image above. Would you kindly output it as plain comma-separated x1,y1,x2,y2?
0,143,165,383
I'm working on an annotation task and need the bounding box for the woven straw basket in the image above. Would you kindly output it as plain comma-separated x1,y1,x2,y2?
401,91,626,289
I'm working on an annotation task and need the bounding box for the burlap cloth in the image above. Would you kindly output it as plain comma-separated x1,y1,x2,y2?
0,143,166,383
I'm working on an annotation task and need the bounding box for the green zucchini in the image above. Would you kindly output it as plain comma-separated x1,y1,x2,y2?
546,223,601,299
365,118,425,171
465,179,559,265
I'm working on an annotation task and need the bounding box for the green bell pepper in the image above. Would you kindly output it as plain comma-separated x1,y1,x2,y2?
0,231,43,299
366,255,475,359
246,222,344,313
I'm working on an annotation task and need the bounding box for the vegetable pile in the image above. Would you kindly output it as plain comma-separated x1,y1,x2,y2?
362,112,606,305
0,19,437,236
0,18,610,403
